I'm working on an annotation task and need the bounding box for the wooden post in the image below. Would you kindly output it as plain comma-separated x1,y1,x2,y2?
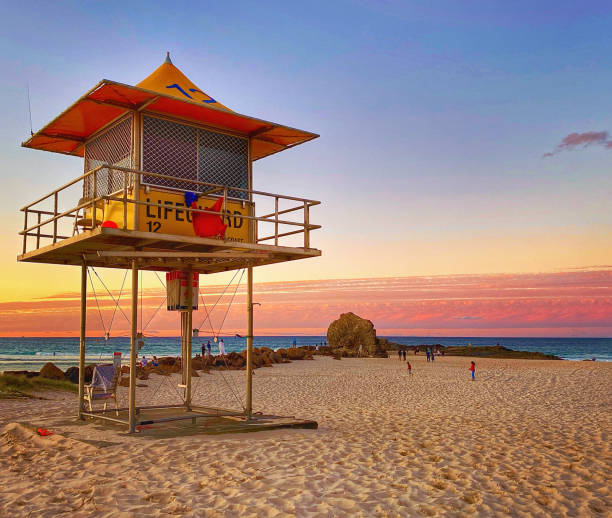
246,266,254,419
128,259,138,433
78,261,87,420
185,269,193,409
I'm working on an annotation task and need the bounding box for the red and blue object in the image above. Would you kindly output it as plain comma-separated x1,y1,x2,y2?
184,192,227,239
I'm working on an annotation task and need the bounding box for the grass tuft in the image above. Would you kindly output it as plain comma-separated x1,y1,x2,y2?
0,374,77,398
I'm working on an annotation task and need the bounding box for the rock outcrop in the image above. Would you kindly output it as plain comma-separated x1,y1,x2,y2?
39,362,66,380
327,312,388,357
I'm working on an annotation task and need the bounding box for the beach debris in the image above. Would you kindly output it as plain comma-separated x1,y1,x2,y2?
36,428,53,436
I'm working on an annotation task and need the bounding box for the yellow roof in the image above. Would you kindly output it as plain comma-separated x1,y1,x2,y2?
22,54,318,161
136,53,232,111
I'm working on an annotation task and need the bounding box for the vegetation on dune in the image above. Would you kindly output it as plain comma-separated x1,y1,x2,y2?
0,374,78,399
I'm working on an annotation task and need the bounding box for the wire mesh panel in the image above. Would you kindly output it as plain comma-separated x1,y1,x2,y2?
142,116,198,191
84,117,132,197
141,115,248,199
198,129,248,199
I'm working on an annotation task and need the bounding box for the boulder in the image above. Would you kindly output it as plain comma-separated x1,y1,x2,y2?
276,348,288,359
286,348,306,360
327,312,387,357
39,362,65,380
64,366,79,384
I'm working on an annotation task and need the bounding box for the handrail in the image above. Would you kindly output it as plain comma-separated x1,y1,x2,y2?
20,165,106,211
107,164,321,205
19,164,321,254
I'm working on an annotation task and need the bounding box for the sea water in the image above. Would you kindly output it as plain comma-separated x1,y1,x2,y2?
0,336,610,372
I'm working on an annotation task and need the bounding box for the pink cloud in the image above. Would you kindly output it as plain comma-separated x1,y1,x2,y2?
544,131,612,157
0,270,610,337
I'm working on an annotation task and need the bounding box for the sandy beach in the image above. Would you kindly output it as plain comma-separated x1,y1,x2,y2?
0,355,610,517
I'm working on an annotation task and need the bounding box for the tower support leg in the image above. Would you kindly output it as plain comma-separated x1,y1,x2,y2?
246,267,254,420
128,260,138,433
78,261,87,420
185,269,193,410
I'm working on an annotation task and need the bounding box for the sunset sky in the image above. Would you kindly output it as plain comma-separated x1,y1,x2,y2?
0,1,610,337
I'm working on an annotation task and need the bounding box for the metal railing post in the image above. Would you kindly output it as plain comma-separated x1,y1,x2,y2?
22,210,28,254
304,201,310,249
274,197,279,246
122,169,128,230
36,213,41,249
53,193,58,244
92,169,97,230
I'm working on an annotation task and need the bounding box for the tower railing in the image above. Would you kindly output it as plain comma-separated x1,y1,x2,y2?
19,165,321,255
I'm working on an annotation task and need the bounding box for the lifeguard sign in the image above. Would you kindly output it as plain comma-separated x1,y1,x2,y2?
17,53,322,433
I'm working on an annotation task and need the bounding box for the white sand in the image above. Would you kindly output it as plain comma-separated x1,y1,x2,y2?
0,355,610,517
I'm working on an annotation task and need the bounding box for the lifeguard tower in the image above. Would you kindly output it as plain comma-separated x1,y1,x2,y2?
18,54,321,432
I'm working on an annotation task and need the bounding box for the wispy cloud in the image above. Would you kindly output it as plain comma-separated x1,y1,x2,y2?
0,270,610,337
544,131,612,157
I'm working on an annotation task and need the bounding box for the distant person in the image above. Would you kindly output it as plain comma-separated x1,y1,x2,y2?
414,347,418,355
201,343,206,357
398,349,403,361
152,356,159,367
406,361,412,376
140,356,148,367
219,339,226,356
426,349,430,362
293,339,297,348
469,361,475,381
402,349,407,361
207,340,212,356
430,348,435,362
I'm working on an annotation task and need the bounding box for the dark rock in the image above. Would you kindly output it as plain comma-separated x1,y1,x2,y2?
286,348,306,360
39,362,65,380
64,366,79,384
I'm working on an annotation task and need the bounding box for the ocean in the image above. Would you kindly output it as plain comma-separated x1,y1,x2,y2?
0,336,610,372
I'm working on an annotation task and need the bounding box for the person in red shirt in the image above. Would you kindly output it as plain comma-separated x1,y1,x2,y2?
469,361,475,381
406,361,412,377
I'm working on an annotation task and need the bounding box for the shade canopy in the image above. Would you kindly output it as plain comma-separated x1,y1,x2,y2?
22,54,318,161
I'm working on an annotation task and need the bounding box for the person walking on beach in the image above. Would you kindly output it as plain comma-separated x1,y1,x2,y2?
426,349,430,362
469,361,475,381
398,349,403,361
219,339,226,356
201,343,206,357
293,338,297,348
406,361,412,376
206,340,212,356
430,348,435,362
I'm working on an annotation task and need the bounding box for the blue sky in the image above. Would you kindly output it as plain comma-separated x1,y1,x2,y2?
0,0,610,299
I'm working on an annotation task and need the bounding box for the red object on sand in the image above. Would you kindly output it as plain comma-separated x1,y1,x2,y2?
37,428,53,436
191,198,227,238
